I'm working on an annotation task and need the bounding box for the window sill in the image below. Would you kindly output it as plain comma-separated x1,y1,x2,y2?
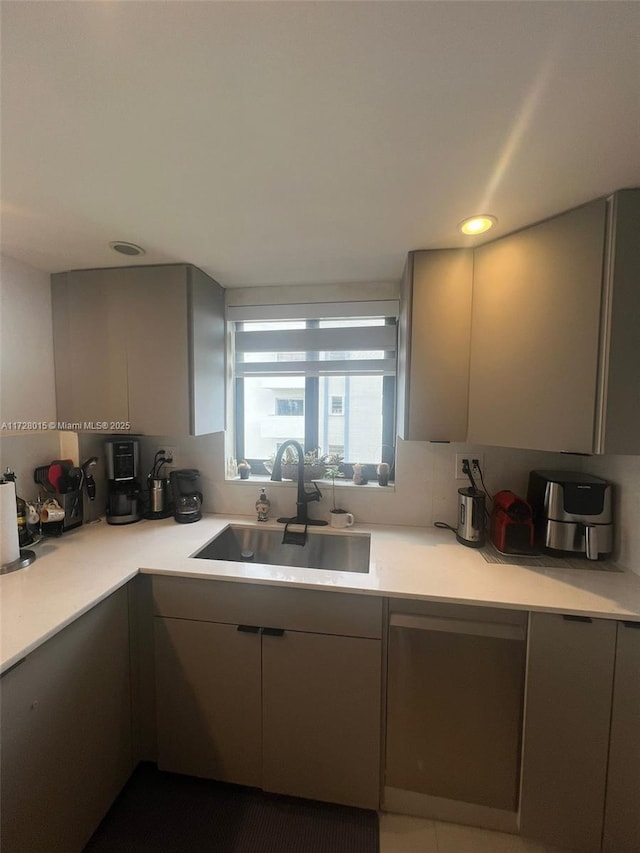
226,474,395,493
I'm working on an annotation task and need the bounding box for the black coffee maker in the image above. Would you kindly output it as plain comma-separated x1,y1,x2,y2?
170,469,203,523
105,437,142,525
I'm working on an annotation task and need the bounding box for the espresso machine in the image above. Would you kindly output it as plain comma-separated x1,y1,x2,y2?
105,437,143,525
527,470,613,560
170,469,203,523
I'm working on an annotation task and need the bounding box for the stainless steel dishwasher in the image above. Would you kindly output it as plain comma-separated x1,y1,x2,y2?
384,600,527,831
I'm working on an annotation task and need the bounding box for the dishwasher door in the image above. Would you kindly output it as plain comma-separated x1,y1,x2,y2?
385,602,527,820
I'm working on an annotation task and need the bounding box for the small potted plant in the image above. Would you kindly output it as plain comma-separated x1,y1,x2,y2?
377,462,390,486
352,462,368,485
237,460,251,480
273,447,328,481
325,454,352,526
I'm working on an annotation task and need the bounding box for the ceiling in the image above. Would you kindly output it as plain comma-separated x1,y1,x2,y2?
2,1,639,287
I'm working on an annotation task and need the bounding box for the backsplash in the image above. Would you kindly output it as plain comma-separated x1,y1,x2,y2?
583,453,640,573
136,431,639,574
0,428,637,575
0,433,62,500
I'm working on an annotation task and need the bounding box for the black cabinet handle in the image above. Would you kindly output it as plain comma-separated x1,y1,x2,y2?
562,615,593,623
261,627,285,637
236,625,260,633
622,620,640,629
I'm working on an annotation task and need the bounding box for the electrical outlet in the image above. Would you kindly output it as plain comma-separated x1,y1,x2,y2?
156,446,177,469
455,453,484,481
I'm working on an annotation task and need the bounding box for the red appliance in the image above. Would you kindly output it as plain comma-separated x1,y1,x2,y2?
490,491,534,555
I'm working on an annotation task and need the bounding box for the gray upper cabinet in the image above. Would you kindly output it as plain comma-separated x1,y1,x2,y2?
51,264,225,436
468,190,640,454
51,268,130,426
396,249,473,441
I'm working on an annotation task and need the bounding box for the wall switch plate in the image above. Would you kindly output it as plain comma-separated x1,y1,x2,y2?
455,453,484,481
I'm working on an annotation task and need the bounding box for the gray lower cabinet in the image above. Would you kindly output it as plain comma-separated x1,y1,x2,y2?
152,577,382,809
261,629,381,807
0,586,133,853
384,601,527,832
519,613,617,852
602,620,640,853
154,617,262,786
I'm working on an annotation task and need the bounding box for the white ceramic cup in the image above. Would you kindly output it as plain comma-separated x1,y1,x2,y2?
40,501,65,522
329,510,354,529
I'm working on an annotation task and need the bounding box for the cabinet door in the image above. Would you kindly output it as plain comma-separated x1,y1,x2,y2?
262,630,381,809
520,613,616,852
0,587,132,853
52,269,129,425
469,199,607,452
598,189,640,454
397,249,473,441
603,621,640,852
124,266,191,435
189,265,226,436
154,617,262,787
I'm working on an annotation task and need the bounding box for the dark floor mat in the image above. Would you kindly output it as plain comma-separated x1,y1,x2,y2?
84,763,379,853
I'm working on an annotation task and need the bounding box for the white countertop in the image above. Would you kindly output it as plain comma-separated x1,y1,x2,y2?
2,514,640,674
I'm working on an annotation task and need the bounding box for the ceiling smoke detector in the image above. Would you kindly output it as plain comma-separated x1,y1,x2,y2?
109,241,146,256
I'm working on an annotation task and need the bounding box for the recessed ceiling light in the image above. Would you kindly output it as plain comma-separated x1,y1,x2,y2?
458,215,497,236
109,241,145,256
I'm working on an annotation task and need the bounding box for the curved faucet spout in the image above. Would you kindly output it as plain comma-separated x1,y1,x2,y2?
270,440,327,526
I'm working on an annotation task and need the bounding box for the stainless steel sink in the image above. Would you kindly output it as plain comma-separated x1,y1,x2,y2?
193,525,371,573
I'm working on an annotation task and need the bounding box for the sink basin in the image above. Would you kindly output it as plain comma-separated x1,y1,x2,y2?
193,525,371,573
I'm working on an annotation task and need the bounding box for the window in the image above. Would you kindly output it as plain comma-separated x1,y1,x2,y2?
276,398,304,416
229,301,398,472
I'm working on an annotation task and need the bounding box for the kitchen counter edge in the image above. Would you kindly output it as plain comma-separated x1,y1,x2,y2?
2,514,640,675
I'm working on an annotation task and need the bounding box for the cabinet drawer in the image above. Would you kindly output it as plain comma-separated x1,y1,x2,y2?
388,598,527,633
152,577,382,639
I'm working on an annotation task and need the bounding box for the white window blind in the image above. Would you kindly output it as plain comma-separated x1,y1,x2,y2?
230,300,398,379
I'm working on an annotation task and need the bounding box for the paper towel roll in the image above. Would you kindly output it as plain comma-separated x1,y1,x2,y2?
1,480,20,566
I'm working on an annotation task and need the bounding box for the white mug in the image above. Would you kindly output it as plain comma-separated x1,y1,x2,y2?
330,510,354,529
40,500,65,522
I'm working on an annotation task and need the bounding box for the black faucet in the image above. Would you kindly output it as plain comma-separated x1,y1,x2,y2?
270,440,328,526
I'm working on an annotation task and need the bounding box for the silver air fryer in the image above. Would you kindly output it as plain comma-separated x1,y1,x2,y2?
527,470,613,560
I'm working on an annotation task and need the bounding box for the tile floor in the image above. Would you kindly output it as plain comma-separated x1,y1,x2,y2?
379,813,572,853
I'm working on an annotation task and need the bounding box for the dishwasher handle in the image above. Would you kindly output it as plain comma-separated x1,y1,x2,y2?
390,612,526,642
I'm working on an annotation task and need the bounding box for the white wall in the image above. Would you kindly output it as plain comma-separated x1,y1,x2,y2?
584,454,640,575
0,255,62,500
